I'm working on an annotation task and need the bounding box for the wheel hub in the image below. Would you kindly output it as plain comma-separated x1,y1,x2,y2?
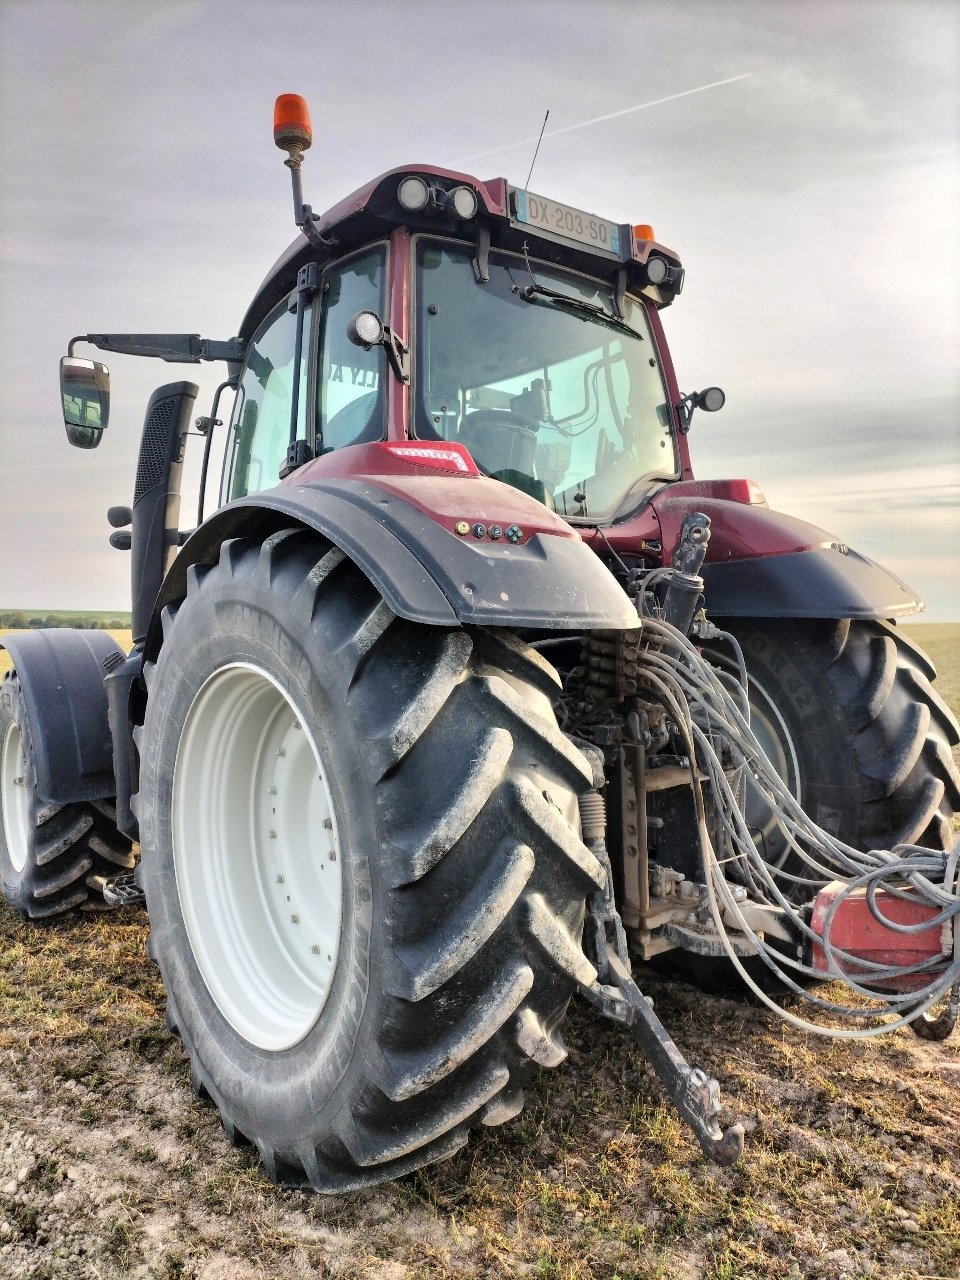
1,719,30,874
173,663,344,1051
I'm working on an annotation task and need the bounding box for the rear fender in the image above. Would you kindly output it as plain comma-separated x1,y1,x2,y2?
652,489,922,620
0,629,125,805
149,477,639,657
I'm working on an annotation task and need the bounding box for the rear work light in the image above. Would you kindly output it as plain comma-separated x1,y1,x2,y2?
380,441,479,475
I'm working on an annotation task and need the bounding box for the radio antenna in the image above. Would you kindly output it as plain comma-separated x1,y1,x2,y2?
525,109,550,189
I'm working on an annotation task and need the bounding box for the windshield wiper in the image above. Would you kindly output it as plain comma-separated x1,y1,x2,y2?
519,282,642,341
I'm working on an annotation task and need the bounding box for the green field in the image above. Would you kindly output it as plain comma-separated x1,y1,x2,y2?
901,622,960,720
0,608,130,629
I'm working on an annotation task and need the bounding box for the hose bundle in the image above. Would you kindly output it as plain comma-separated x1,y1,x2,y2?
635,604,960,1039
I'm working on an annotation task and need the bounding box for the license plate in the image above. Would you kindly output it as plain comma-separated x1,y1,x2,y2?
512,187,621,257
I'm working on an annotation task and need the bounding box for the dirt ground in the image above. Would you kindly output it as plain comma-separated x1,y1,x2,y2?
0,902,957,1280
2,623,957,1278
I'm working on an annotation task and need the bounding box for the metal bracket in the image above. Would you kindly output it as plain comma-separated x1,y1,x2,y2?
580,951,745,1165
472,221,491,284
279,262,321,479
383,327,410,384
612,266,627,320
280,438,314,479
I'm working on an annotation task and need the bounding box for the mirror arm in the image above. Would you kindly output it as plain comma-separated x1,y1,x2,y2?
68,334,246,363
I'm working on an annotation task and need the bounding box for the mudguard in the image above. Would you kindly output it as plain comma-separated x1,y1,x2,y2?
152,477,640,652
700,547,922,619
651,488,922,620
0,629,125,805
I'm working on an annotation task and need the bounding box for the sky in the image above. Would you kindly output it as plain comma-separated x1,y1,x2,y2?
0,0,957,619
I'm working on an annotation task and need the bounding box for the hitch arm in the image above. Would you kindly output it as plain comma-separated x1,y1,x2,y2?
580,951,744,1166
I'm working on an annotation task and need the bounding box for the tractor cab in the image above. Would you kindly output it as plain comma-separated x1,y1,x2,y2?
217,94,711,524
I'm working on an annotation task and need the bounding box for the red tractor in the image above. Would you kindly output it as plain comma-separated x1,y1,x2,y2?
2,96,957,1189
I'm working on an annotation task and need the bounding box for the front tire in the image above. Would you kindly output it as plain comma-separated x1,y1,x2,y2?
0,672,135,918
705,618,960,875
136,530,601,1190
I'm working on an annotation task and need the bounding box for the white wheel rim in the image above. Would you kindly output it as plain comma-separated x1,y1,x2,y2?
173,663,344,1051
1,719,30,874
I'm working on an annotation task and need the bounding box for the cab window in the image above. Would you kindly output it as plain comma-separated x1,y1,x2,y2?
414,240,675,521
224,296,311,501
318,247,386,453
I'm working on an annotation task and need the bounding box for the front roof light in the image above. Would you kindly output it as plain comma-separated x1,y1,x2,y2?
646,256,669,285
450,185,478,220
397,176,430,212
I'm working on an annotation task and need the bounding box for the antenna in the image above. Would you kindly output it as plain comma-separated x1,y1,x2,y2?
525,109,550,189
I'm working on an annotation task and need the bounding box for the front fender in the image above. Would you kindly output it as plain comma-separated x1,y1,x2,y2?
652,490,922,619
154,479,639,649
701,546,922,619
0,629,125,805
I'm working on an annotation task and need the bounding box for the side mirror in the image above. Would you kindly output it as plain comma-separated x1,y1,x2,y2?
60,356,110,449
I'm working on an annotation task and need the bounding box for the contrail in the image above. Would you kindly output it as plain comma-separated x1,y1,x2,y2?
460,73,752,164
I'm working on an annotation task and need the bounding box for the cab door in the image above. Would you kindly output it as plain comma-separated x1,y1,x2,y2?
222,289,315,502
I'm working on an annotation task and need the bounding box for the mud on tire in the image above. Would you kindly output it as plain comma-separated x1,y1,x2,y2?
135,529,601,1191
707,617,960,867
0,672,136,918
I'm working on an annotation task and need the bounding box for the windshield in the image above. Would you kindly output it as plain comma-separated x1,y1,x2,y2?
415,240,676,520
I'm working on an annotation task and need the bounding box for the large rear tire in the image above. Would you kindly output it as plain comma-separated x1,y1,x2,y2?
0,672,136,918
135,529,601,1191
705,617,960,874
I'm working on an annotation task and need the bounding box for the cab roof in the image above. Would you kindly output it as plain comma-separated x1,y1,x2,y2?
240,164,682,341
